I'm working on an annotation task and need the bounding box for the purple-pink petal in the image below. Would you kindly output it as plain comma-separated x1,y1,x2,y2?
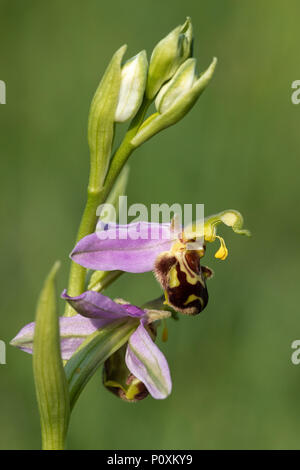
70,222,174,273
61,289,145,320
125,323,172,399
10,315,113,360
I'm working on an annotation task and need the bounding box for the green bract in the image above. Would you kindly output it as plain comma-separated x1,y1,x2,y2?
32,262,70,450
88,45,126,189
65,318,138,409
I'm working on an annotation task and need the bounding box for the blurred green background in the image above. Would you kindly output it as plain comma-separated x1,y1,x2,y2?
1,0,300,450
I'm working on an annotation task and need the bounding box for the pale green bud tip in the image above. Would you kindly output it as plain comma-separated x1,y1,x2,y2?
155,58,196,114
115,50,148,123
160,56,217,116
146,17,193,100
195,57,217,90
181,16,193,44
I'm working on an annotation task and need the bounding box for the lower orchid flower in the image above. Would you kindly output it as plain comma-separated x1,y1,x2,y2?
11,290,172,401
70,209,251,315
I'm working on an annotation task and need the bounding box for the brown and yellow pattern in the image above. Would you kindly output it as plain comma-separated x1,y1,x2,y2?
154,249,213,315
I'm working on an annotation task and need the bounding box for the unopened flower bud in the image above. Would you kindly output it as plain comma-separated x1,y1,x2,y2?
146,17,193,100
155,58,196,114
115,51,148,122
132,57,217,148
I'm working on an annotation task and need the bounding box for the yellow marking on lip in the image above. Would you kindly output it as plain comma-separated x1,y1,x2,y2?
163,290,170,306
184,294,200,305
179,256,205,286
184,268,199,285
168,265,180,288
126,380,141,401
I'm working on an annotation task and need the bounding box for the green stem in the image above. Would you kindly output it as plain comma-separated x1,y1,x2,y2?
103,97,151,193
64,190,105,316
42,434,65,451
64,97,151,316
88,270,123,292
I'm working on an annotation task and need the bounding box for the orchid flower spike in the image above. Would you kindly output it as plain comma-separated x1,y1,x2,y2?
70,210,250,316
11,290,172,401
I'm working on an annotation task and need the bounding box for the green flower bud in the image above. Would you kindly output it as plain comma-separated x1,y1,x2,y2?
132,57,217,148
155,58,196,114
146,17,193,100
115,51,148,123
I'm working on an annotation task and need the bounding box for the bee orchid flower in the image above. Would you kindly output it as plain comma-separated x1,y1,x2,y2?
70,210,251,315
11,290,172,401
